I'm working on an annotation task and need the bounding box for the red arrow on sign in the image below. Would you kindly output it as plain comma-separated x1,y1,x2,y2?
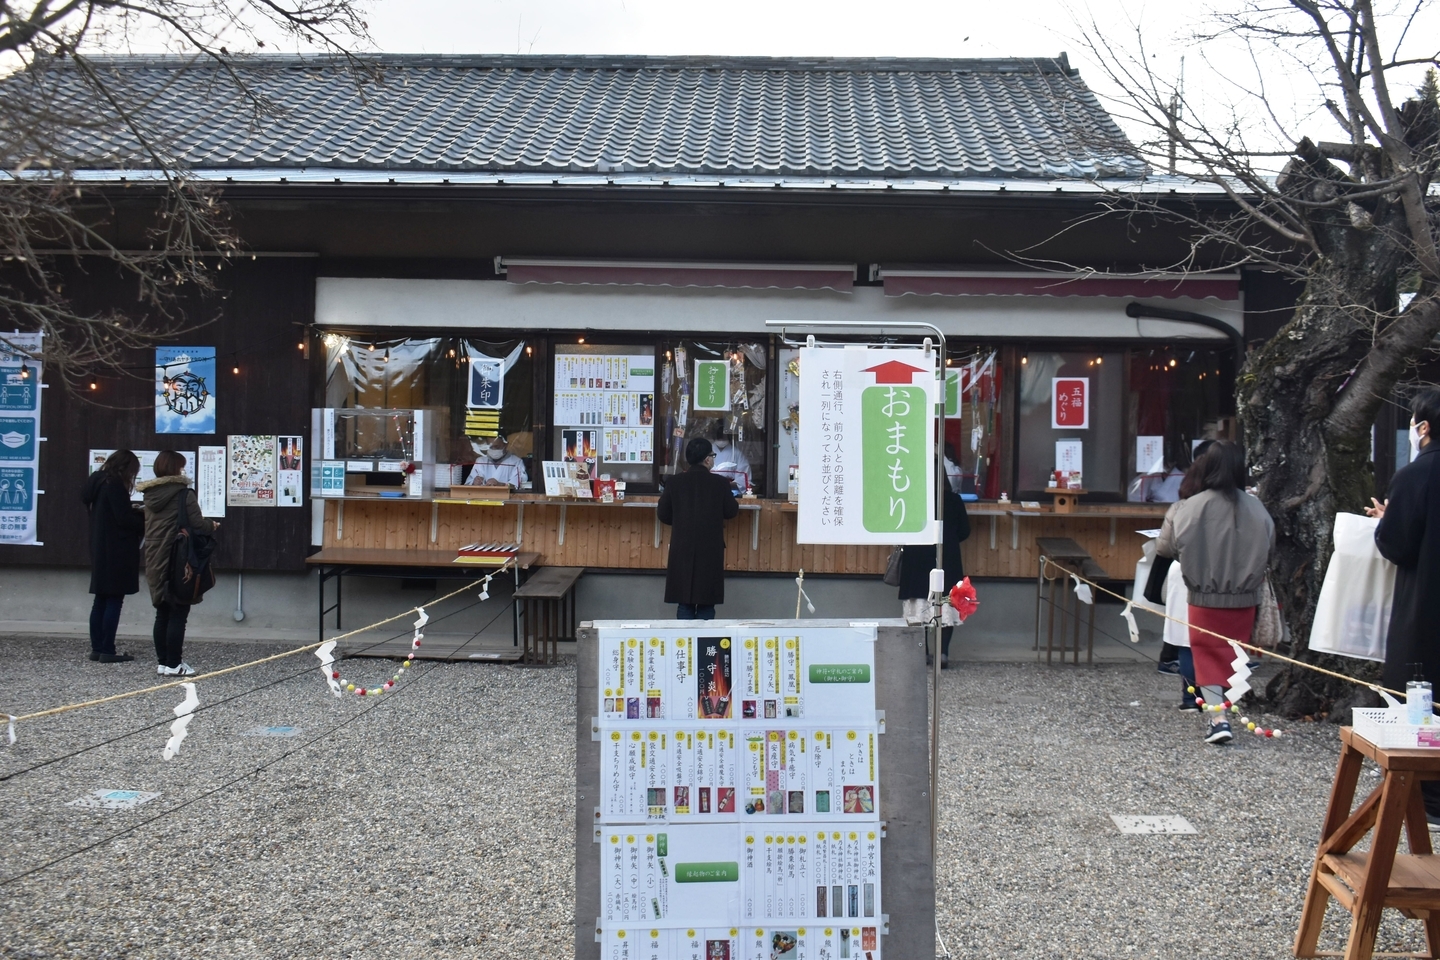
862,360,927,384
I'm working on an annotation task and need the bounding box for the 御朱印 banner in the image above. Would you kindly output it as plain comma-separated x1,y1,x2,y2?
797,346,938,545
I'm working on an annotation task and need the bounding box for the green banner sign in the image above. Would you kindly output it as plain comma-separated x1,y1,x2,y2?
945,370,960,418
862,384,928,533
674,861,740,883
808,664,872,684
694,360,730,411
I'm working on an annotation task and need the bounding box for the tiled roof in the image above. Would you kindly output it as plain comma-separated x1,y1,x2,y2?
13,54,1146,180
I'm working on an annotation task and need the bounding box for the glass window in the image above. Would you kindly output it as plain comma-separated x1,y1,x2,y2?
943,347,1004,499
1125,346,1235,502
322,333,536,489
657,340,768,494
1017,350,1124,495
551,342,657,486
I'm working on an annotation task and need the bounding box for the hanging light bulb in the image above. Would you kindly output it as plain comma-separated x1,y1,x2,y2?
89,378,98,391
18,362,30,380
233,363,240,375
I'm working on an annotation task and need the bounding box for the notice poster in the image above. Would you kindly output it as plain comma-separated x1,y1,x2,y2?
196,445,226,518
562,428,597,463
602,427,653,463
1136,435,1165,475
1051,377,1089,429
276,435,303,507
1055,440,1083,477
89,449,195,503
227,434,276,506
693,359,730,412
797,346,937,545
552,352,656,427
0,333,42,544
155,346,216,435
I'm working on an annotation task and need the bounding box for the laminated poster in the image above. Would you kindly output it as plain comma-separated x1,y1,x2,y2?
0,332,42,544
595,625,883,955
155,346,216,435
227,434,276,507
693,359,730,412
276,435,303,507
196,446,226,518
89,449,195,504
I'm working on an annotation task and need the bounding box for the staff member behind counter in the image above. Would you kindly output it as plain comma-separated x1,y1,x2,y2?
465,430,529,489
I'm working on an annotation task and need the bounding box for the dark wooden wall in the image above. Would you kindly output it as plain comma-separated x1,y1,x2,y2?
0,256,316,571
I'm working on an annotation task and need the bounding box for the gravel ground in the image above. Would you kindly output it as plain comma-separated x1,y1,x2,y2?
0,634,1427,959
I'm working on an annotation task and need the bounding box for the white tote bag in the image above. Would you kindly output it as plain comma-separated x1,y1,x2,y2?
1308,513,1396,662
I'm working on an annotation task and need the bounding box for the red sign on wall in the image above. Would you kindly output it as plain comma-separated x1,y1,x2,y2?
1052,377,1089,429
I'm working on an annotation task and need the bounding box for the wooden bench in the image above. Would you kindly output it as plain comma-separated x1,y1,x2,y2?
1296,726,1440,960
1034,537,1108,665
513,566,584,665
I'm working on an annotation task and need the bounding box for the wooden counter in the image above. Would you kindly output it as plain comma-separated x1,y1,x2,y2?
320,497,1167,580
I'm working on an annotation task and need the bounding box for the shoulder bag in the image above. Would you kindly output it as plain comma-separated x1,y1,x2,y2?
882,546,904,587
167,493,217,605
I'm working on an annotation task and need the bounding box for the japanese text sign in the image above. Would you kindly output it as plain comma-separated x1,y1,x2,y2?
1051,377,1089,429
798,346,937,545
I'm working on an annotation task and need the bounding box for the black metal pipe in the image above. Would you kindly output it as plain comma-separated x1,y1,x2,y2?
1124,301,1245,358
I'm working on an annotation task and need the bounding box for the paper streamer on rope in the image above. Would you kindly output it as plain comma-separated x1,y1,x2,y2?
412,607,428,651
1225,641,1253,703
162,683,199,760
1119,601,1140,643
315,641,341,698
478,575,491,601
794,574,816,614
5,713,14,745
1070,575,1094,605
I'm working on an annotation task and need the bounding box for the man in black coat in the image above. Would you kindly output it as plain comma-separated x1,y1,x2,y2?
897,484,971,667
658,437,740,620
1371,386,1440,817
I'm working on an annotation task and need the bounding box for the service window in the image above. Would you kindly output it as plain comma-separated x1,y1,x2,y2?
657,339,768,494
943,347,1004,499
1125,346,1236,502
551,342,657,486
1016,350,1124,496
322,333,536,489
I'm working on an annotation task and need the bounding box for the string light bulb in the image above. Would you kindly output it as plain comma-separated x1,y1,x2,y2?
18,362,30,380
1021,356,1028,365
232,363,240,375
89,379,98,391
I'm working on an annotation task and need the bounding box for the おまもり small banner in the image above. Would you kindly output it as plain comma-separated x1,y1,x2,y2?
797,346,937,545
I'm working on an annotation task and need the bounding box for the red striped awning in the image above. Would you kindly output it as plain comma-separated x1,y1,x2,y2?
500,258,855,292
881,269,1239,300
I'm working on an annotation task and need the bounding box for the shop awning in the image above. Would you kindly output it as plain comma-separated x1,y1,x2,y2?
498,258,856,292
879,268,1240,301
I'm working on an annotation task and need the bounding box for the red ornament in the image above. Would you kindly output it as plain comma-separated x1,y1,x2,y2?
1264,729,1274,738
358,688,367,696
413,640,421,647
948,577,980,623
332,671,340,679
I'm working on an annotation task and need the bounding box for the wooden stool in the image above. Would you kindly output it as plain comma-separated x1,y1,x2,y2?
513,566,583,666
1295,726,1440,960
1035,537,1106,665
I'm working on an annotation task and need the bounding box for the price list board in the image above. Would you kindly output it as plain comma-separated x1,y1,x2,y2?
579,621,932,960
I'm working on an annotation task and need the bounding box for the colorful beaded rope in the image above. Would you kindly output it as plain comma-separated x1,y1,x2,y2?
1188,686,1282,738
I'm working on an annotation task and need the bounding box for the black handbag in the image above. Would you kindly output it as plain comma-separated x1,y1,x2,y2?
167,493,216,605
1143,555,1174,605
882,546,904,586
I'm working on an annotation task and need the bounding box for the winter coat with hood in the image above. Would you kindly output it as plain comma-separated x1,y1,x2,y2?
1155,487,1274,608
137,474,216,607
82,469,144,596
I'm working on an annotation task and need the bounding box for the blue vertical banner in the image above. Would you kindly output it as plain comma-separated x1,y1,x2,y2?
155,346,216,434
0,332,43,544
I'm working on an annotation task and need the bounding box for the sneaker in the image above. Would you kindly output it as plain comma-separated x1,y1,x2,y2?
1179,700,1201,713
941,657,950,670
97,652,134,663
1156,660,1181,675
158,664,178,675
174,662,196,676
1205,721,1234,745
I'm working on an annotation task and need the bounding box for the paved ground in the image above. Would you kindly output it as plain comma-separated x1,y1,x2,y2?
0,632,1427,959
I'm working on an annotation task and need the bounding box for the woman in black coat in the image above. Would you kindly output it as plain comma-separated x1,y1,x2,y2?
81,450,144,662
897,484,971,667
658,437,740,620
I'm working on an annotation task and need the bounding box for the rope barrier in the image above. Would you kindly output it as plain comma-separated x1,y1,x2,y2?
1039,556,1402,699
1,569,502,727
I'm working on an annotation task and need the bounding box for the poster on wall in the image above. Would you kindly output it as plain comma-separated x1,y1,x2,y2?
562,428,598,463
1051,377,1089,429
155,347,216,435
693,359,731,412
196,446,226,518
276,435,303,507
227,434,276,506
89,449,195,502
797,346,937,545
0,333,42,544
467,357,503,410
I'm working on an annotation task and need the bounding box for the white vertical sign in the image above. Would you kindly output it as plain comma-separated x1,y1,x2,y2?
797,346,937,545
196,445,226,518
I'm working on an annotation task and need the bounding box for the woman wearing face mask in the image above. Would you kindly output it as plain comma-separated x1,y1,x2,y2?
466,430,529,489
708,430,752,493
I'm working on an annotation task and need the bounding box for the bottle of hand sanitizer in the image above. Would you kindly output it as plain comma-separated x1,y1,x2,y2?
1407,665,1433,726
